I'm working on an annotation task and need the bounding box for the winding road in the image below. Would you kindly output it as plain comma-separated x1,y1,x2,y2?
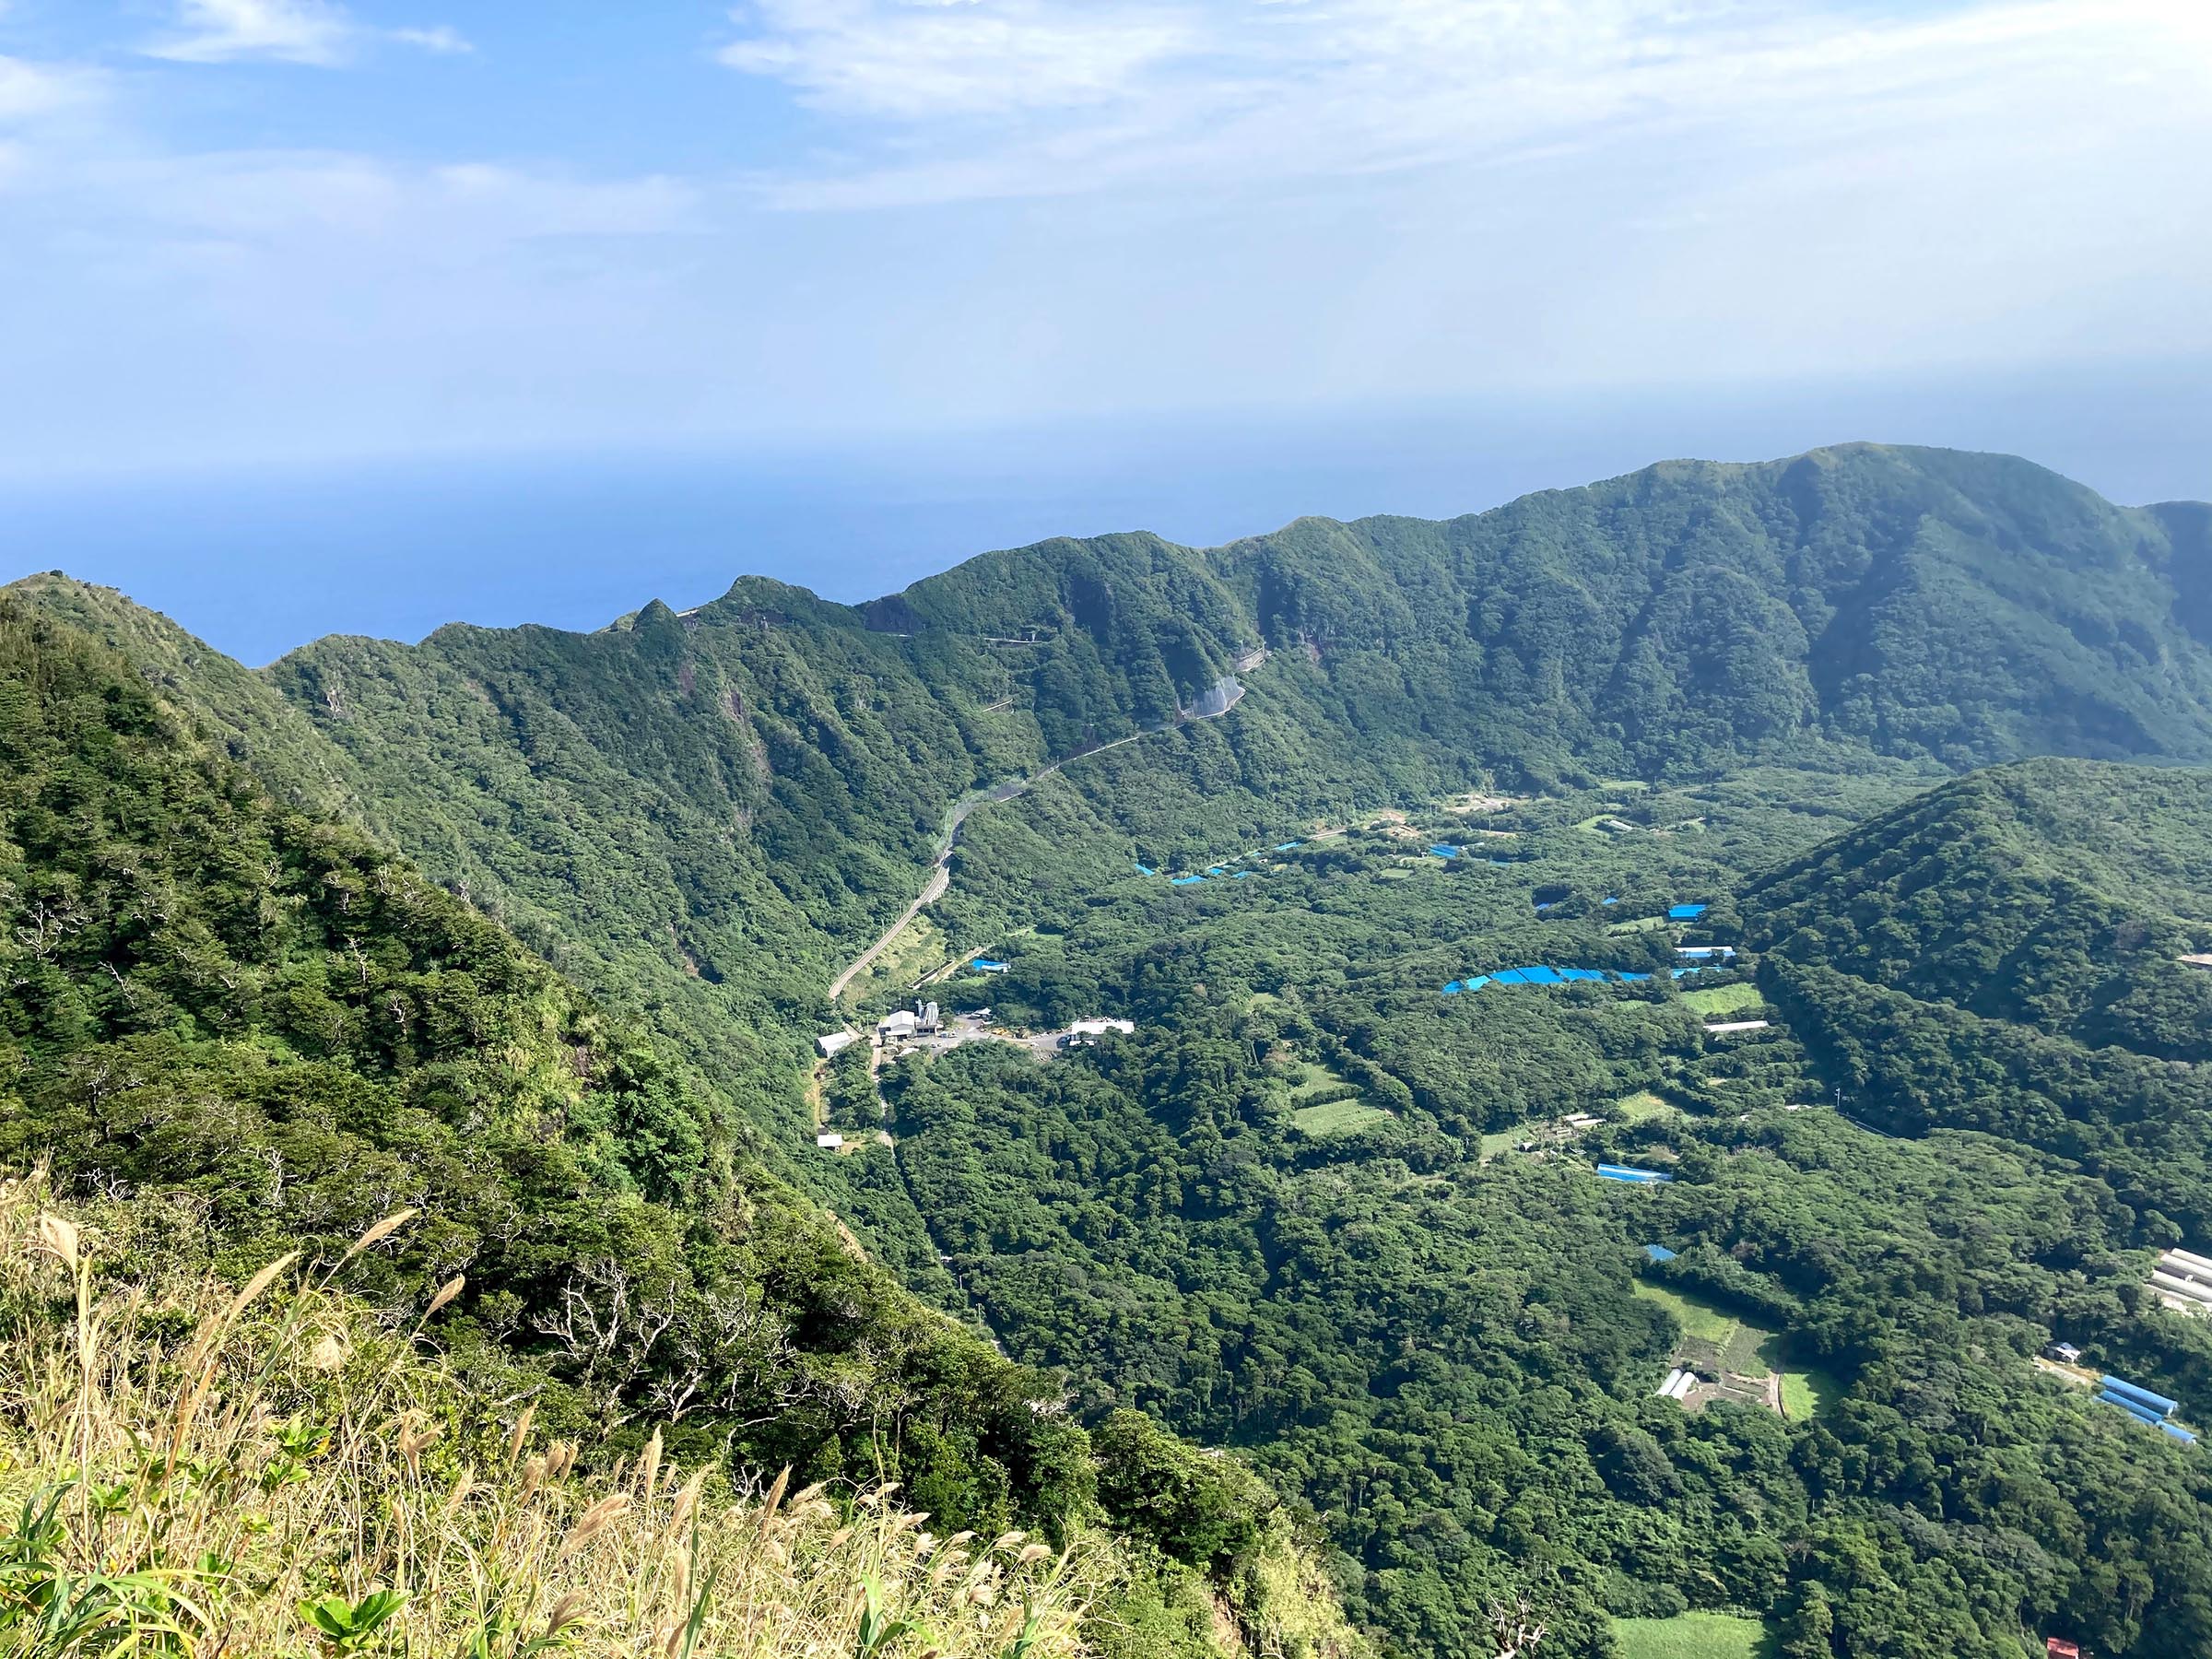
825,669,1255,1002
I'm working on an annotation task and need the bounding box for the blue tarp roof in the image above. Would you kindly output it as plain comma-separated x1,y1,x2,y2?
1442,964,1679,993
1171,875,1205,886
1643,1243,1678,1262
1133,863,1156,876
1231,871,1254,879
2103,1375,2179,1416
1596,1163,1674,1184
2103,1391,2166,1426
1429,844,1461,858
971,958,1009,971
1274,841,1302,851
1668,903,1710,920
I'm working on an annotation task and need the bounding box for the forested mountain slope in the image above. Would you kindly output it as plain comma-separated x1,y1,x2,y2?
1747,758,2212,1233
1750,759,2212,1035
15,447,2212,1142
0,594,1354,1659
894,443,2212,778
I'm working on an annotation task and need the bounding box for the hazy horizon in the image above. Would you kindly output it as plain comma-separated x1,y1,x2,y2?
5,1,2207,662
7,355,2208,665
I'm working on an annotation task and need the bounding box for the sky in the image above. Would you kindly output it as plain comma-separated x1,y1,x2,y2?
1,0,2208,661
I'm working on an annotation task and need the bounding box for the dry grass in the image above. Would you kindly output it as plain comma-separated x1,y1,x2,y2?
0,1172,1101,1658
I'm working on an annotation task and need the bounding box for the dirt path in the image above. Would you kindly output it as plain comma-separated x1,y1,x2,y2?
826,671,1256,1002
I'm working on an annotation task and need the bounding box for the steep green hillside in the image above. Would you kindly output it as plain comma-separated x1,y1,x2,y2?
1198,447,2212,775
0,594,1356,1644
18,446,2212,1159
1747,756,2212,1230
0,1171,1364,1659
1749,759,2212,1043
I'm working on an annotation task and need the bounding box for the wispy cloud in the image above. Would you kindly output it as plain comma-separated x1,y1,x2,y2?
0,0,2204,471
391,25,473,55
0,53,93,122
146,0,472,67
719,0,2212,209
147,0,355,65
720,0,1199,118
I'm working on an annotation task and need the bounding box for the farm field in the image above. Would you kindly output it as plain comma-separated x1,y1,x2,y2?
1635,1279,1749,1348
1286,1060,1393,1136
1683,982,1766,1017
1477,1126,1526,1159
1638,1282,1839,1420
1776,1361,1843,1422
1294,1097,1394,1135
1612,1610,1772,1659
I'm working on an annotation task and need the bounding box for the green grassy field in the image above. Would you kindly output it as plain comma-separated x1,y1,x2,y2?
1288,1061,1392,1136
1294,1098,1394,1135
1639,1281,1771,1375
1615,1090,1675,1123
1762,1336,1844,1420
1607,914,1669,934
1633,1280,1743,1345
1682,982,1766,1016
1612,1611,1771,1659
1286,1059,1356,1100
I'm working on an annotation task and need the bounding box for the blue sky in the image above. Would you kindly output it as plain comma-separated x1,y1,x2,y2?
1,0,2208,658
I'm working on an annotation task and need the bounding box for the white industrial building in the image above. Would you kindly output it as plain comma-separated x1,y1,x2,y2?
1060,1018,1136,1047
2151,1246,2212,1316
875,1002,944,1047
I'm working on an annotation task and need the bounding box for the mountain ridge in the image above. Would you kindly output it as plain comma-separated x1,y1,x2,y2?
14,442,2212,1154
